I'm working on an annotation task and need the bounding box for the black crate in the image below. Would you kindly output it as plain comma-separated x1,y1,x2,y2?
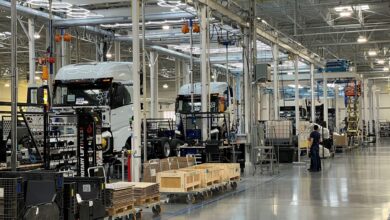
0,178,24,220
0,171,64,220
64,177,105,204
63,182,77,220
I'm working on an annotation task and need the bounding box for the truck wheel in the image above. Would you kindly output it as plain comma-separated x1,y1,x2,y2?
159,138,171,158
169,139,184,156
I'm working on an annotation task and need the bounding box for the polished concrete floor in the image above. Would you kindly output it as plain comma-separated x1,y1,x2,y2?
157,140,390,220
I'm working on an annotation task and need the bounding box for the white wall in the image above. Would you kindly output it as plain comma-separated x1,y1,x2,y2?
378,92,390,121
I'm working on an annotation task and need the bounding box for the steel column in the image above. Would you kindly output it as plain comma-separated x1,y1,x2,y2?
175,59,181,94
294,56,300,140
363,79,369,134
10,0,17,171
28,18,35,85
272,44,279,120
335,85,340,132
323,77,328,126
200,5,208,141
131,0,141,181
310,64,315,122
150,51,158,118
243,28,250,137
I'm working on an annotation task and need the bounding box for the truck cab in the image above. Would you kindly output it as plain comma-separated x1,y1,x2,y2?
175,82,235,142
53,62,133,155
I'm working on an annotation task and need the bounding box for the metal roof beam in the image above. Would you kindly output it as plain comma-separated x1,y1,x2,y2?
195,0,324,67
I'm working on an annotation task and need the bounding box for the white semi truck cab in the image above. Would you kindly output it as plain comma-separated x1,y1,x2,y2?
53,62,134,155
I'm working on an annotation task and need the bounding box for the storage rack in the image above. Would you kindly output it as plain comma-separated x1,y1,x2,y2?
379,121,390,137
47,114,78,171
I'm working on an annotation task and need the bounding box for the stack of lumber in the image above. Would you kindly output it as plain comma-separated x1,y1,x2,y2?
105,182,134,216
128,182,160,205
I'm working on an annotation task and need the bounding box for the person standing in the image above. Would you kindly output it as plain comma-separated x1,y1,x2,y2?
308,125,321,172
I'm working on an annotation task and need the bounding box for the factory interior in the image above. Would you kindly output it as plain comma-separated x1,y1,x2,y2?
0,0,388,219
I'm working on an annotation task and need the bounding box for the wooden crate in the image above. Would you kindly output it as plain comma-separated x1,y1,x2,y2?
157,169,201,193
181,165,223,187
202,163,240,181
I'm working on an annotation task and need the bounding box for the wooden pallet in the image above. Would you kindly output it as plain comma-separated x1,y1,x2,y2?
135,194,161,206
157,169,202,193
106,203,135,216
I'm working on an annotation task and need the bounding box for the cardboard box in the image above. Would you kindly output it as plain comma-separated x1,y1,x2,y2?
333,133,348,146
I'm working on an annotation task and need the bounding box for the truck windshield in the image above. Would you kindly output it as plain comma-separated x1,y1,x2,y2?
53,84,110,106
176,98,219,113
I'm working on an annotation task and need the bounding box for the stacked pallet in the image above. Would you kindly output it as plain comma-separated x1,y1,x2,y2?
129,182,160,205
105,182,135,216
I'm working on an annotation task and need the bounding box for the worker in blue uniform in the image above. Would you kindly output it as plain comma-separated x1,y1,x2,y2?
308,125,321,172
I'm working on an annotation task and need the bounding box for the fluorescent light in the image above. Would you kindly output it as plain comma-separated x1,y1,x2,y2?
384,67,389,71
340,11,352,17
327,83,336,88
4,83,10,87
334,6,352,12
34,33,40,39
377,59,385,65
211,75,215,79
106,53,112,59
34,76,40,80
287,72,293,75
162,25,170,30
162,84,169,89
288,84,303,89
368,50,377,56
357,36,367,43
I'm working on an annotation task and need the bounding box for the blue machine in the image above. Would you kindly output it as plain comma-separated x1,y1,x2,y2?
319,59,350,73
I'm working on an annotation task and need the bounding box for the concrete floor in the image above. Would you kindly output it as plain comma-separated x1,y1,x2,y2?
156,140,390,220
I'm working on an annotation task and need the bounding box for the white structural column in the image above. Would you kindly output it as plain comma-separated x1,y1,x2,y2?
182,61,190,84
28,18,35,85
369,84,376,134
175,59,181,93
272,44,279,120
243,28,250,137
114,41,121,62
150,51,158,118
374,88,379,137
131,0,141,181
334,85,340,132
294,56,300,136
200,5,209,141
363,79,369,134
310,64,315,122
323,76,328,126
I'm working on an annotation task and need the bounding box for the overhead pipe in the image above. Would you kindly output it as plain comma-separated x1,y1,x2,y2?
53,12,195,27
0,0,114,37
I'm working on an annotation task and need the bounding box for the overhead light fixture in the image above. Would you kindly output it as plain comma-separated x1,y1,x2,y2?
288,84,303,89
287,72,293,75
377,59,385,65
334,6,352,12
340,11,352,17
4,83,10,88
162,25,170,30
368,50,377,56
384,67,389,71
34,33,40,39
34,76,40,80
162,84,169,89
211,75,215,79
357,36,367,43
106,53,112,59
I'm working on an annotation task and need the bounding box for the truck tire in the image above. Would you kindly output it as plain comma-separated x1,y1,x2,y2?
158,137,171,158
169,139,184,156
